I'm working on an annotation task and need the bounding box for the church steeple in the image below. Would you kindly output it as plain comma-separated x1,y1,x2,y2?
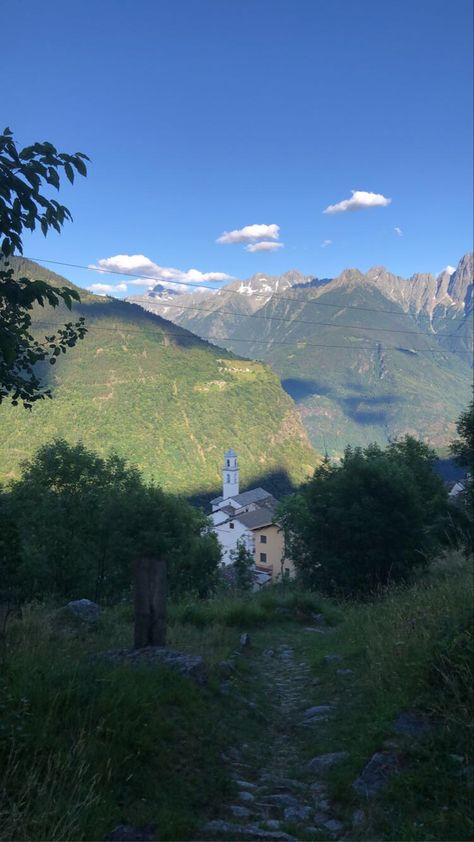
223,448,239,500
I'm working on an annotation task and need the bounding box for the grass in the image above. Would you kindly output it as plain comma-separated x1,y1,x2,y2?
0,606,233,841
0,556,472,840
171,584,341,630
299,550,474,841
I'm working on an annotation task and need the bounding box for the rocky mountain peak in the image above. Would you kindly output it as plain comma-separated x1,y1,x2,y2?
448,252,474,310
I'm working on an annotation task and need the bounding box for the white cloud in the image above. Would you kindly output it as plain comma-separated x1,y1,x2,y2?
323,190,392,214
217,223,280,244
89,254,233,291
320,239,333,248
245,241,284,253
88,281,128,295
443,265,456,275
394,226,403,237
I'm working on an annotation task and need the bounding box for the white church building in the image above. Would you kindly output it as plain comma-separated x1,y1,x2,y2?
210,448,281,574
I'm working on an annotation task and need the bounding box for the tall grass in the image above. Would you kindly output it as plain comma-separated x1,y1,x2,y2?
0,605,232,841
170,583,341,629
305,550,474,841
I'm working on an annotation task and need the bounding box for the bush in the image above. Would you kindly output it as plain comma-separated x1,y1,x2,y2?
279,437,450,595
3,440,220,604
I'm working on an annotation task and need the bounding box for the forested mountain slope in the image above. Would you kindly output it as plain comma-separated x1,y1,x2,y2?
0,259,318,495
129,256,473,457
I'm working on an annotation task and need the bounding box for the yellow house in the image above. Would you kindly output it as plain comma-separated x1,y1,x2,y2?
236,508,296,582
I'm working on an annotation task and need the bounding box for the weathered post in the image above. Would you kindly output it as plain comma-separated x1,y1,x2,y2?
133,557,167,649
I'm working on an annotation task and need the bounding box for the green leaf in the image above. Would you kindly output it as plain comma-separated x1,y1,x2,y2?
64,162,74,184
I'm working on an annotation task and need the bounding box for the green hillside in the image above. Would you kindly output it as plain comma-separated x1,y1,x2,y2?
0,259,318,495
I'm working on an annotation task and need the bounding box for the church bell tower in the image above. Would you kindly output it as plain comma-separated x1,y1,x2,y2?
223,448,239,500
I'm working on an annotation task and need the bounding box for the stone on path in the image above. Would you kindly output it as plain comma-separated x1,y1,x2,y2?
324,654,343,664
303,704,335,718
259,774,308,792
352,808,366,827
107,825,155,841
304,627,326,633
307,751,349,773
284,805,313,822
336,668,354,676
259,793,300,807
235,779,258,790
203,820,296,840
228,805,252,818
262,819,281,830
218,660,236,678
352,751,400,798
238,790,255,803
392,711,431,737
317,817,345,835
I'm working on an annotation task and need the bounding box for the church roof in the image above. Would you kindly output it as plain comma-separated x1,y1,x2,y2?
235,508,276,530
211,488,278,508
225,447,237,457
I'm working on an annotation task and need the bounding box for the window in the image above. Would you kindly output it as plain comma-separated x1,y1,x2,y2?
260,534,267,544
229,522,234,529
260,552,267,563
226,459,230,467
226,473,230,483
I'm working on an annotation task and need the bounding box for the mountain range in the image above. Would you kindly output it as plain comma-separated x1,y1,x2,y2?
0,258,318,497
127,254,473,457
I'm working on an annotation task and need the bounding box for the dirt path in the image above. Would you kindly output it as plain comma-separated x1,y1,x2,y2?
201,630,349,841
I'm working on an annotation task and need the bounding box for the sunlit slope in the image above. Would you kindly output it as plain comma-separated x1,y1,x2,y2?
161,271,472,458
0,259,318,494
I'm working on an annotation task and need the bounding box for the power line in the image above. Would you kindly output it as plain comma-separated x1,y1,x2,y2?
24,255,469,325
32,319,462,356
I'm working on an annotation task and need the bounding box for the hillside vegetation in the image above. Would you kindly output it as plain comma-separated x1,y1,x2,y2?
132,257,473,458
0,258,318,496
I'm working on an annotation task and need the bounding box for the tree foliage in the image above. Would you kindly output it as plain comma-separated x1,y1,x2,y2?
450,396,474,475
278,436,450,595
0,128,89,407
450,395,474,538
3,440,220,603
229,539,255,592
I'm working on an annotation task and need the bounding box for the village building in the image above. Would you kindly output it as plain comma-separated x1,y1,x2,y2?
210,448,295,582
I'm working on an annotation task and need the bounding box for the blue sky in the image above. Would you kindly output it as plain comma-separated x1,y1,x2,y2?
5,0,473,296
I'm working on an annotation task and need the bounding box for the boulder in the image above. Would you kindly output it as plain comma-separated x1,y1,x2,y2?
66,598,100,622
240,633,251,648
94,647,207,685
307,751,349,773
352,751,400,798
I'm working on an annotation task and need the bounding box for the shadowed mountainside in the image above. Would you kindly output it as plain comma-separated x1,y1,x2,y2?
0,258,319,494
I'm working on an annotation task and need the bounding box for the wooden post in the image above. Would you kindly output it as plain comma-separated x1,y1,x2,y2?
133,557,167,649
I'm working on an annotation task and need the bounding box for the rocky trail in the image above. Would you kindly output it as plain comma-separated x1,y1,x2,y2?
201,627,362,841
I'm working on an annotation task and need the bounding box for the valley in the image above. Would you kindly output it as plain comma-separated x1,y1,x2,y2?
0,259,318,497
128,256,473,458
